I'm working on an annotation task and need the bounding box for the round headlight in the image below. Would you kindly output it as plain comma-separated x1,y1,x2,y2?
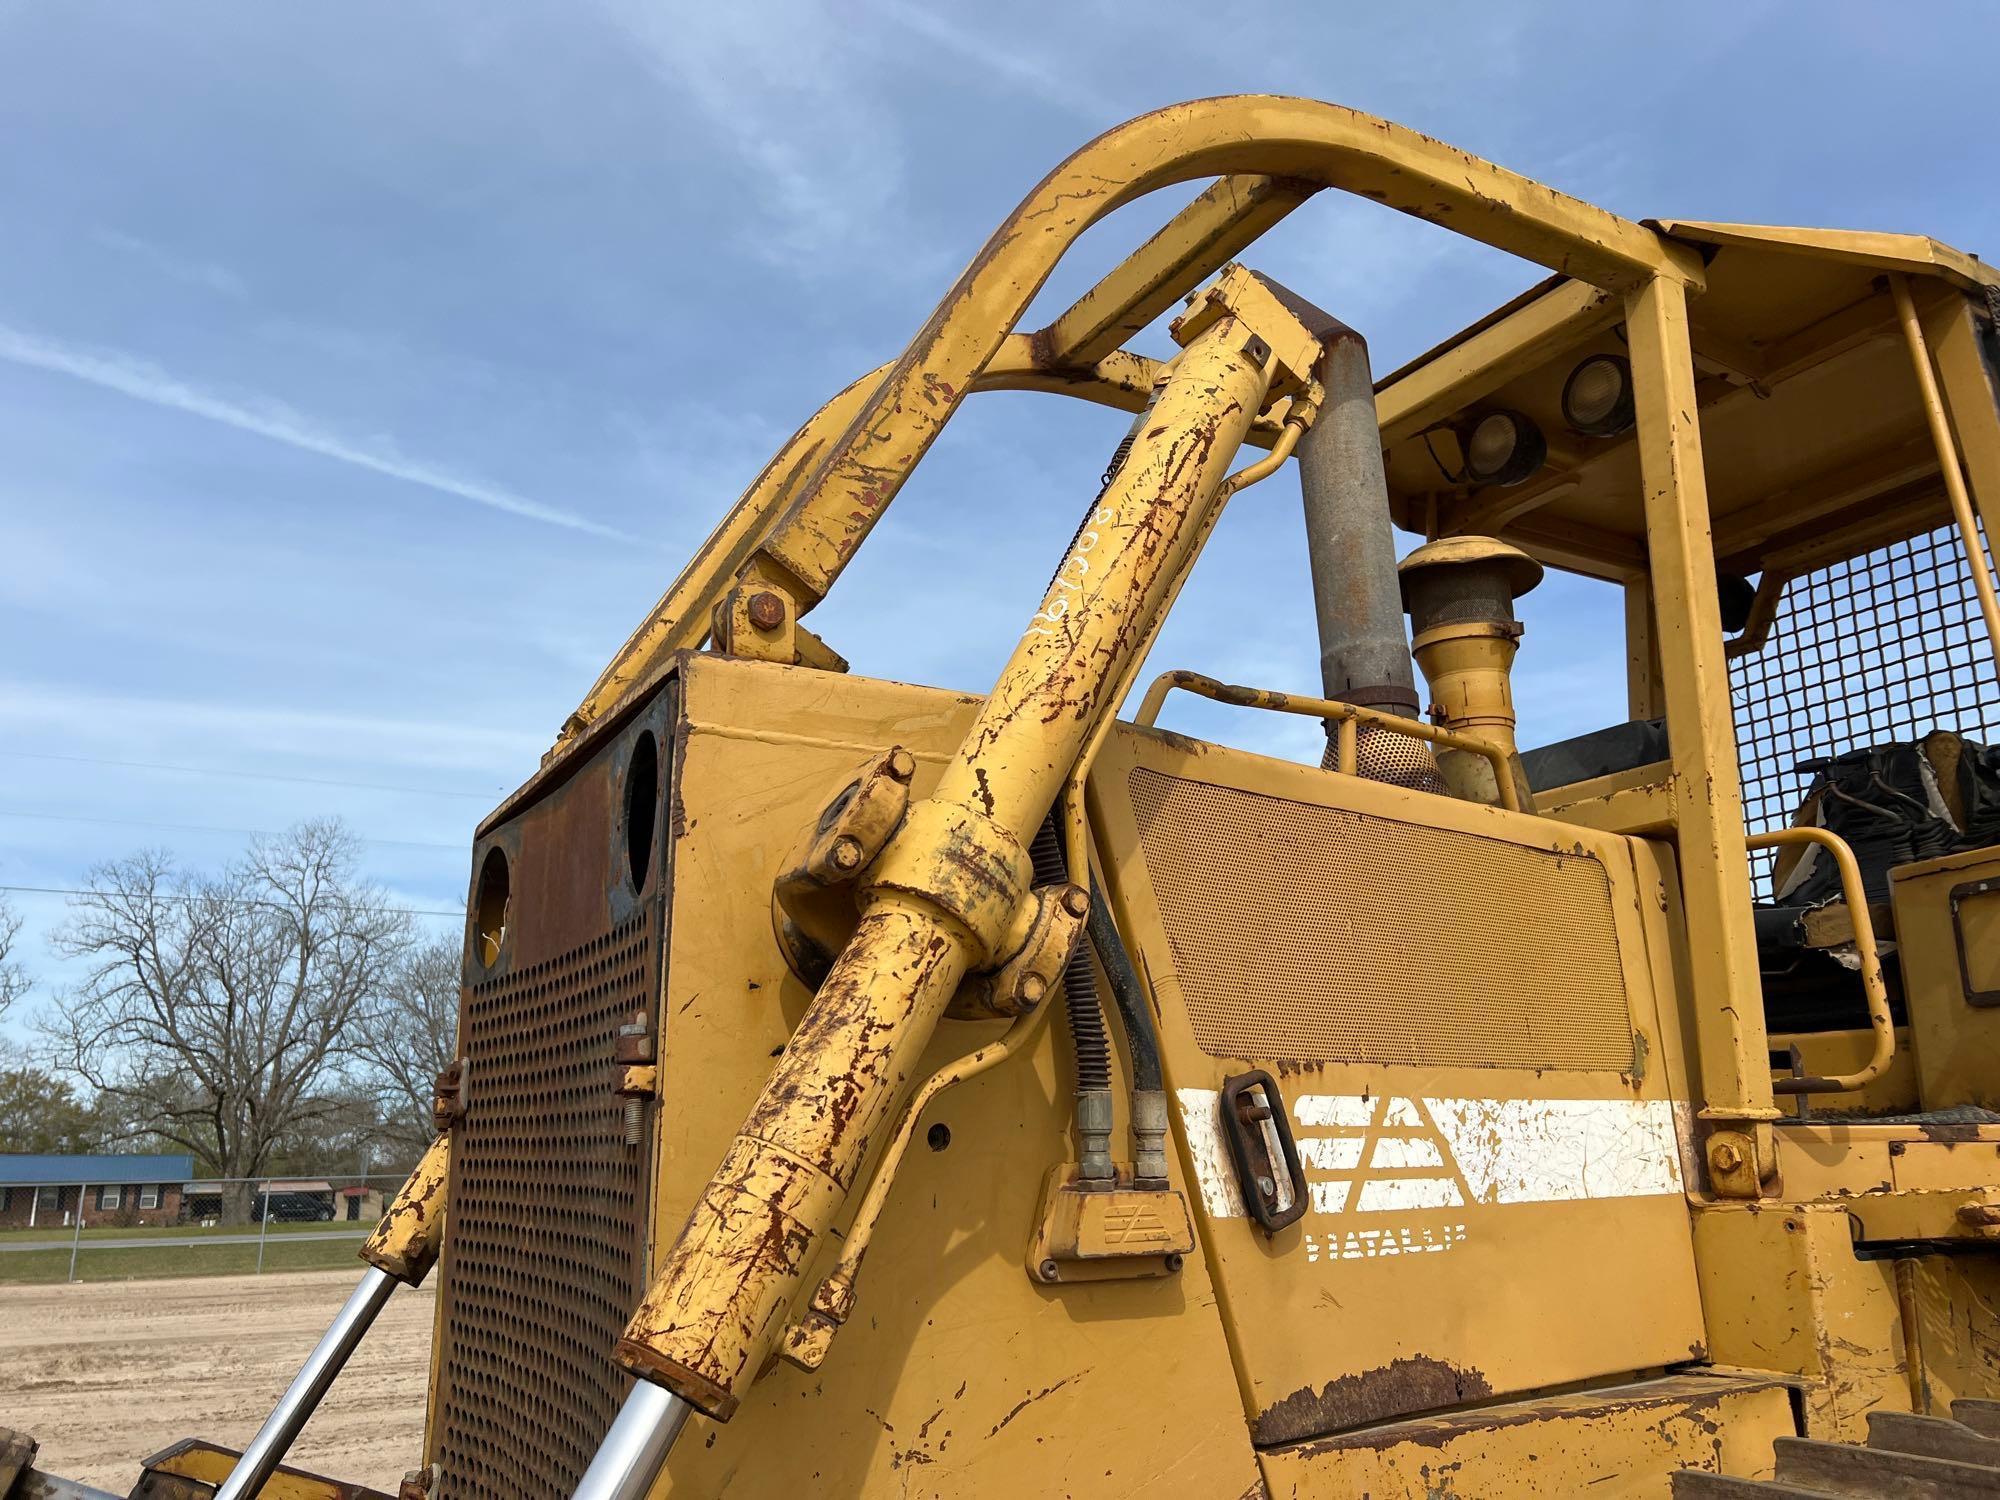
1463,409,1546,487
1561,353,1635,437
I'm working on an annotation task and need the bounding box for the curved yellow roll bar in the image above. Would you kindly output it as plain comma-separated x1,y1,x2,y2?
562,95,1704,748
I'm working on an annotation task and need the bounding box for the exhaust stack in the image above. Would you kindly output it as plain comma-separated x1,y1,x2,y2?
1295,320,1441,791
1397,535,1544,809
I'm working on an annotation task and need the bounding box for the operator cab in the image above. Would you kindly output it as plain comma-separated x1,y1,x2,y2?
1374,222,2000,1110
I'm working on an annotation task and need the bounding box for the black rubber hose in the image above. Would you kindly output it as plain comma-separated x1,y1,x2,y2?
1028,818,1110,1093
1086,883,1163,1094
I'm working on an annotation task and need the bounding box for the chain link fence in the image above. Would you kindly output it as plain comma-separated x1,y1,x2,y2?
0,1171,413,1285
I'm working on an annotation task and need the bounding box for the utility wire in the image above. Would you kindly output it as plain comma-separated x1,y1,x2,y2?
0,806,463,852
0,883,466,919
0,749,503,802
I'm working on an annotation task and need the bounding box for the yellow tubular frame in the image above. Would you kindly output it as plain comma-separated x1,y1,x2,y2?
1134,669,1524,814
746,97,1700,610
1889,273,2000,669
565,96,1703,742
1747,826,1895,1094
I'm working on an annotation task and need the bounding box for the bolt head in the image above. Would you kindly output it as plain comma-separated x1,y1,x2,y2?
746,591,786,631
1019,974,1048,1004
886,748,916,783
830,836,863,871
1060,885,1090,919
1256,1174,1277,1197
1163,1252,1184,1273
1039,1258,1061,1282
1709,1140,1744,1173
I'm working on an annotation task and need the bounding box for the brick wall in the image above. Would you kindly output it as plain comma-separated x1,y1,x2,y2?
0,1183,183,1228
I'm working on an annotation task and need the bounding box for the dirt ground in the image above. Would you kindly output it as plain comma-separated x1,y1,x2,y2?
0,1269,433,1495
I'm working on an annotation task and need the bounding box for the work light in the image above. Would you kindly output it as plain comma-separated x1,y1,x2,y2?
1562,353,1636,437
1462,409,1546,486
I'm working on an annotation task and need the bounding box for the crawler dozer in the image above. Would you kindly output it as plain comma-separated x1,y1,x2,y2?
12,95,2000,1499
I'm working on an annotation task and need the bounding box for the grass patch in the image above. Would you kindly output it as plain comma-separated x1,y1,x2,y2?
0,1219,365,1242
0,1234,367,1284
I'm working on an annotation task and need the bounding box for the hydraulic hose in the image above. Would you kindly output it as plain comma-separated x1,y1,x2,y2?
1086,882,1162,1094
1030,817,1113,1180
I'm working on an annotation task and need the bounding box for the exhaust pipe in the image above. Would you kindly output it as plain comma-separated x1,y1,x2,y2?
1295,321,1440,791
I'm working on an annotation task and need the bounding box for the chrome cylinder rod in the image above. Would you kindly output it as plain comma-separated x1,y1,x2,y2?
572,1382,694,1500
213,1266,399,1500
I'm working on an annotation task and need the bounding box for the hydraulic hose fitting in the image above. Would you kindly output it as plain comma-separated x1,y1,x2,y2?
1131,1089,1171,1189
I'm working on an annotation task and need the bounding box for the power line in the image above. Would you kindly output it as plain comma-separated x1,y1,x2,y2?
0,806,464,852
0,749,504,802
0,883,466,919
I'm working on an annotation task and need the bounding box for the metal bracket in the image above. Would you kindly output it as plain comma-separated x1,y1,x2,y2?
948,882,1088,1020
712,582,849,671
771,749,918,983
1025,1164,1194,1283
432,1059,467,1135
1847,1188,2000,1249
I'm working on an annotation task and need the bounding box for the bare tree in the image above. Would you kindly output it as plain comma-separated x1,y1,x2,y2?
0,894,27,1021
46,819,411,1219
352,933,461,1159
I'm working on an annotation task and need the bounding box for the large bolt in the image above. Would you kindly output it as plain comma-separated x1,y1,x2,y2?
886,748,916,783
1709,1139,1744,1174
830,836,864,871
1018,974,1048,1006
1060,885,1090,919
1039,1258,1060,1283
624,1097,644,1147
746,591,786,631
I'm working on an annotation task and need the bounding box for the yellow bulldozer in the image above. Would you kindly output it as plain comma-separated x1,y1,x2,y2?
11,94,2000,1498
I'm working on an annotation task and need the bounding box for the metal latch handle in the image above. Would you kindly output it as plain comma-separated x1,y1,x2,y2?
1220,1070,1308,1235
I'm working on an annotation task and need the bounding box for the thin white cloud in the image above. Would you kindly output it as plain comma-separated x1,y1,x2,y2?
92,229,249,300
871,2,1102,120
599,0,913,272
0,320,625,540
0,681,545,774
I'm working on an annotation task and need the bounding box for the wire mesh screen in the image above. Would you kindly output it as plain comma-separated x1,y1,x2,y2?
1730,522,2000,891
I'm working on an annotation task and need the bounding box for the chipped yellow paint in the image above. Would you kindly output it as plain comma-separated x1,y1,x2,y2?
360,1132,449,1287
614,299,1302,1418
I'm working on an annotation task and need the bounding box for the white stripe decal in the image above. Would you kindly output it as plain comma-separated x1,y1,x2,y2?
1424,1095,1683,1204
1174,1089,1684,1222
1357,1176,1465,1212
1175,1088,1242,1218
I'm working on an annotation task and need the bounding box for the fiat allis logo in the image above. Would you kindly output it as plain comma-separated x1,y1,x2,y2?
1099,1203,1172,1246
1177,1085,1686,1263
1291,1093,1471,1262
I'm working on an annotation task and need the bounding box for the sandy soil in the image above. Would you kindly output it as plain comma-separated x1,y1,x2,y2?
0,1269,433,1495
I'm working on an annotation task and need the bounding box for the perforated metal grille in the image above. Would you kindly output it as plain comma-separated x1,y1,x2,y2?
1731,524,2000,888
1128,768,1634,1070
434,912,654,1500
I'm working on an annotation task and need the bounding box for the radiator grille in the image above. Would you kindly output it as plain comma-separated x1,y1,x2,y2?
433,912,655,1500
1731,524,2000,890
1129,769,1634,1070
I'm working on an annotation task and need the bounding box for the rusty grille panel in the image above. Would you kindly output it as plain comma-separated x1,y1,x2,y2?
1128,768,1633,1070
433,911,654,1499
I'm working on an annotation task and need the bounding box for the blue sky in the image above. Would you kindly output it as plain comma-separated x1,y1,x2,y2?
3,1,1997,1038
